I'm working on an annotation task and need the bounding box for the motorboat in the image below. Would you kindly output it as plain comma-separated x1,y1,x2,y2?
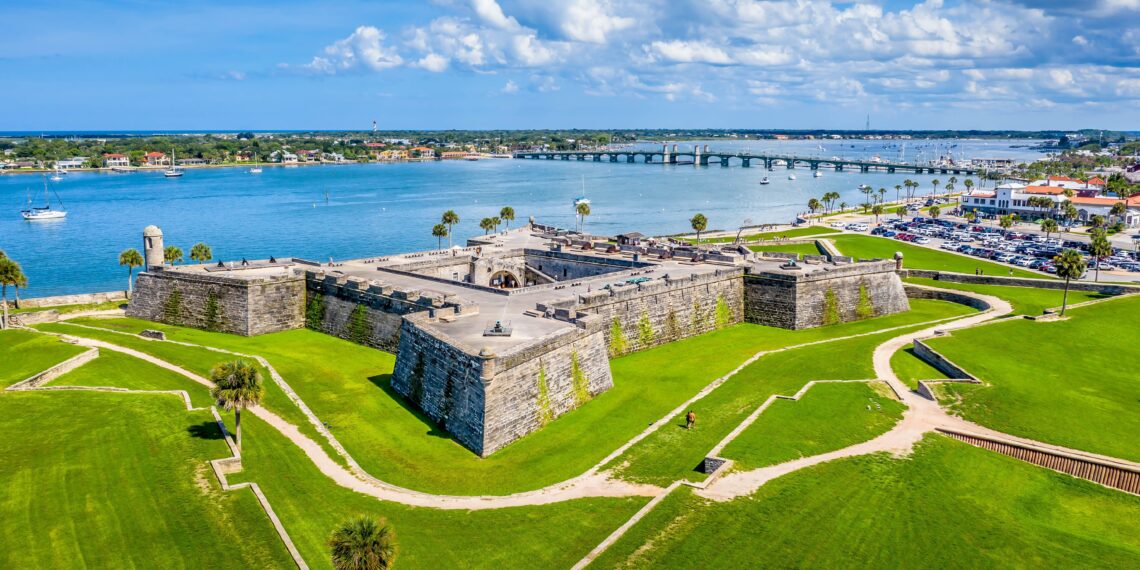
21,174,67,220
788,174,797,180
813,171,823,178
759,177,770,185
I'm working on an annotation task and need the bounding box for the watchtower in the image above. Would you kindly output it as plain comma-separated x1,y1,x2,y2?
143,225,165,269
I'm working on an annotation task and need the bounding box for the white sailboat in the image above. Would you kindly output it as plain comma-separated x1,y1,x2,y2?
813,171,823,178
788,173,797,180
249,154,263,174
21,174,68,220
759,177,770,185
164,148,183,178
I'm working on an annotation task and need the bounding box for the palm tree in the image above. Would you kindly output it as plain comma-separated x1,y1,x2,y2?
871,204,884,224
877,188,887,204
119,248,144,295
1053,249,1087,316
999,213,1015,232
491,216,502,233
929,205,941,220
499,206,515,230
807,198,821,217
965,210,977,224
690,213,708,243
1089,214,1106,229
839,201,848,212
209,360,264,452
431,223,448,250
440,210,460,248
894,205,906,219
329,515,396,570
894,184,902,205
576,201,591,232
479,217,494,234
1040,218,1058,239
1110,202,1127,226
189,242,212,264
948,176,958,193
931,179,941,199
163,245,183,266
1088,229,1113,282
0,256,27,328
963,178,974,194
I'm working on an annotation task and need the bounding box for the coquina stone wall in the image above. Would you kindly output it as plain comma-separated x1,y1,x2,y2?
304,271,477,352
744,261,909,329
390,312,613,456
127,270,304,335
541,268,745,356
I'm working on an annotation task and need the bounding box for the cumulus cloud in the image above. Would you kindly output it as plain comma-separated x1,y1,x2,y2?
283,0,1140,113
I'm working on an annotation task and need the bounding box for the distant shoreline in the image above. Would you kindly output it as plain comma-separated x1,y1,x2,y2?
0,157,485,176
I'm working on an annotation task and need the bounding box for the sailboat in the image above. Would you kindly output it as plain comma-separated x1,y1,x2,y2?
787,173,797,181
249,154,263,174
164,148,183,178
813,170,823,178
759,177,770,185
21,174,68,220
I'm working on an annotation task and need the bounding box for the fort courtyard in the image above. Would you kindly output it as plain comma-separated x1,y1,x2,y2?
3,222,1140,568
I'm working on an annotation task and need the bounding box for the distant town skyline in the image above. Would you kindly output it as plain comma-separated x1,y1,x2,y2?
2,0,1139,131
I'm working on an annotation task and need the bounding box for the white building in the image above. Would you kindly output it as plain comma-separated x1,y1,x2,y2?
963,182,1140,227
55,157,88,169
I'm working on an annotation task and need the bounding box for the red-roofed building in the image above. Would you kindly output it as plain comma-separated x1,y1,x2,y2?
144,152,168,166
103,153,130,168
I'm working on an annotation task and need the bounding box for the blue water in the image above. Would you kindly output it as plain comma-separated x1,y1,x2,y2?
1,139,1042,297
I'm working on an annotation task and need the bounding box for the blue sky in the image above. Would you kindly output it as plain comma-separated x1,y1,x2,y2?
2,0,1138,131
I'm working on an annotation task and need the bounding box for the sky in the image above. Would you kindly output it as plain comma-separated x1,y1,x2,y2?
2,0,1139,131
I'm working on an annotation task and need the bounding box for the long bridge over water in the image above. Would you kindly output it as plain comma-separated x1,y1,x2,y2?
513,145,978,175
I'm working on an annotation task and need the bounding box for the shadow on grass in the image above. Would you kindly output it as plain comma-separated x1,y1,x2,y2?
367,374,454,441
187,421,225,441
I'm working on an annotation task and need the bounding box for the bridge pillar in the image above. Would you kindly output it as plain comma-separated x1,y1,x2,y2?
546,154,554,160
810,162,819,170
609,154,618,162
576,155,585,161
720,157,729,167
835,164,843,171
742,158,750,167
887,166,895,173
860,165,869,173
699,155,710,166
787,161,794,169
561,154,570,161
694,145,701,166
764,158,772,169
626,154,635,163
662,144,670,165
644,154,654,163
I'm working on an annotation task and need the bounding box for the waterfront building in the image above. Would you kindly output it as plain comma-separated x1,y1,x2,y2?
55,157,88,169
964,182,1140,226
103,153,130,168
144,152,168,166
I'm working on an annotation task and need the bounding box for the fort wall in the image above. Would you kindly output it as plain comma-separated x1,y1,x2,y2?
126,270,304,335
744,261,909,329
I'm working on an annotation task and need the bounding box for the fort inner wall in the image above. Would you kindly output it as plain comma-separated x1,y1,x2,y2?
904,270,1140,296
126,270,304,336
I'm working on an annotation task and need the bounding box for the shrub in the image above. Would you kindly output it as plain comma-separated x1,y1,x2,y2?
608,317,627,357
163,289,182,325
823,287,841,325
637,312,656,347
305,293,325,330
855,283,875,320
204,290,221,332
571,351,590,406
536,361,553,426
714,294,732,329
347,303,370,345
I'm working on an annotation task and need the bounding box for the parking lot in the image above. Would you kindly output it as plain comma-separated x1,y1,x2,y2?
830,217,1140,279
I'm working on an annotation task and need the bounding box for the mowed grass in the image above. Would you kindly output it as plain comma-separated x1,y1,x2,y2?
0,329,87,386
721,382,904,470
228,414,647,569
32,321,344,467
44,301,968,495
594,435,1140,568
51,350,215,408
12,300,124,314
890,346,949,389
607,313,970,486
830,234,1045,278
928,295,1140,462
0,391,293,569
906,277,1112,315
748,242,822,256
686,225,838,244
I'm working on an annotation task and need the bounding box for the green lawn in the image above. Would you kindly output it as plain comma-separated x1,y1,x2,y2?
748,243,822,256
12,300,125,314
830,234,1045,278
890,346,950,389
687,225,838,244
0,328,87,387
721,382,905,470
927,295,1140,462
37,301,970,496
0,391,294,568
594,435,1140,568
228,413,646,569
52,350,216,408
32,321,343,467
607,315,971,486
905,277,1112,315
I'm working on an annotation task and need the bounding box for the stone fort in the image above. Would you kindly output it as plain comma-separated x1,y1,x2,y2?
127,223,909,456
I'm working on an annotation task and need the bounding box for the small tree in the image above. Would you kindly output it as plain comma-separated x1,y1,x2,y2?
119,248,144,295
499,206,515,230
0,256,27,328
189,242,212,264
329,515,397,570
1088,230,1113,282
576,202,591,232
163,245,183,266
807,198,821,216
209,360,265,452
928,205,940,220
431,223,448,250
441,210,460,248
1052,249,1086,316
1040,218,1058,239
690,213,708,243
871,204,884,224
479,217,495,234
999,214,1015,231
1109,202,1127,226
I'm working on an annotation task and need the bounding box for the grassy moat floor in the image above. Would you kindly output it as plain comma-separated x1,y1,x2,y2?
3,283,1140,568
